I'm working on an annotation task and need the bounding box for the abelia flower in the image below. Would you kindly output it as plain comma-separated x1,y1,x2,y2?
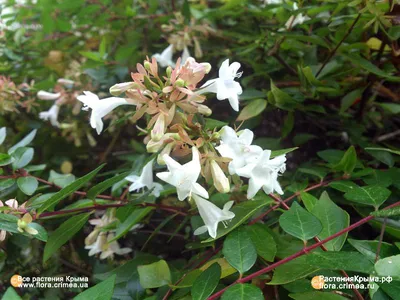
39,104,60,127
153,44,175,68
210,160,230,193
156,147,209,200
199,59,243,111
285,3,311,29
216,126,262,175
77,91,133,134
126,159,163,197
193,194,235,238
17,213,38,235
37,91,61,100
235,150,286,199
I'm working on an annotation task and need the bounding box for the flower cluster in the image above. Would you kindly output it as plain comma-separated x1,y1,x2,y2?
85,211,133,259
78,54,287,239
0,76,34,114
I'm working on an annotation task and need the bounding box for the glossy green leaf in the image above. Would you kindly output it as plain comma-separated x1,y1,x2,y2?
86,171,130,200
246,224,276,262
37,164,105,214
344,185,391,208
191,263,221,300
2,287,22,300
17,176,38,195
8,129,37,154
311,191,349,251
11,147,34,169
74,275,116,300
43,213,90,263
348,239,398,262
333,146,357,175
279,202,322,242
138,260,171,288
236,99,267,121
222,228,257,274
375,255,400,280
220,284,264,300
111,207,154,242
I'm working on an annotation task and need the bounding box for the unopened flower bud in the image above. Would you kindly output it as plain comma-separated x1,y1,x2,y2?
175,78,185,87
147,133,179,153
109,82,135,96
151,114,166,142
85,229,99,245
157,142,174,165
197,104,212,116
166,66,172,77
37,91,61,100
144,61,152,71
210,160,230,193
57,78,74,87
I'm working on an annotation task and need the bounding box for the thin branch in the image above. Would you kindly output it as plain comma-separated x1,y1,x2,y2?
208,200,400,300
316,14,361,77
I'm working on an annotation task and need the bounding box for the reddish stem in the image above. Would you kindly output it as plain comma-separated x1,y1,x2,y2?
208,200,400,300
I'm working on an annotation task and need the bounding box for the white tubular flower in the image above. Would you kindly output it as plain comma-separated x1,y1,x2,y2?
156,147,209,201
153,44,175,68
57,78,74,87
85,233,106,256
99,233,132,260
216,126,262,175
199,59,243,111
192,194,235,239
37,90,61,100
126,159,163,197
285,3,310,29
151,114,166,142
236,150,286,199
109,82,135,96
181,46,191,65
39,104,60,127
77,91,132,135
210,160,230,193
5,199,18,210
0,127,6,145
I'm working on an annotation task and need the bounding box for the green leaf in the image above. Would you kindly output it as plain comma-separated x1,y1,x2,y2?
340,89,362,113
344,54,400,82
2,287,22,300
86,171,130,200
0,153,14,166
74,275,116,300
8,129,37,154
17,177,38,195
311,191,349,251
37,164,105,214
221,284,264,300
365,147,400,156
279,202,322,242
43,213,90,263
222,228,257,274
348,239,398,262
289,291,347,300
270,81,299,111
0,179,16,192
191,263,221,300
236,99,267,121
137,260,171,288
269,256,319,285
300,192,318,212
181,0,191,21
328,180,358,193
333,146,357,175
271,147,298,158
172,269,202,288
371,206,400,218
246,224,276,262
344,185,391,208
306,251,374,273
203,199,271,242
11,147,34,169
29,223,48,242
204,118,228,130
111,207,154,242
375,255,400,280
379,103,400,114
